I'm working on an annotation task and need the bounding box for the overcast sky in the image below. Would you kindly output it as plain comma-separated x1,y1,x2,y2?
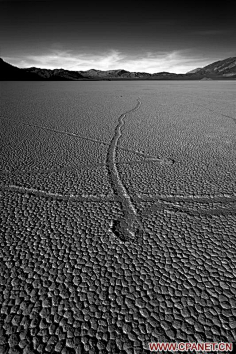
0,0,235,73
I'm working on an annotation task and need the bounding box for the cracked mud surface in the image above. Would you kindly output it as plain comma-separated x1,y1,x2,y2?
1,81,236,353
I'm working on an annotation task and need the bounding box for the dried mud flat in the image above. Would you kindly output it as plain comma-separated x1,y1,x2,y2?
0,81,236,353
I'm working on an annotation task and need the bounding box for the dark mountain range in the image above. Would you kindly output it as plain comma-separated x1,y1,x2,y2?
25,67,86,80
1,56,236,81
0,58,42,81
0,59,86,81
79,69,152,79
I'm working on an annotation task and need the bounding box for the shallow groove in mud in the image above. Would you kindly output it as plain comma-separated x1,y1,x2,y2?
0,184,114,202
106,98,144,242
197,103,236,125
137,192,236,216
135,193,236,203
2,121,174,178
2,183,236,218
21,122,108,146
142,201,236,217
1,156,174,177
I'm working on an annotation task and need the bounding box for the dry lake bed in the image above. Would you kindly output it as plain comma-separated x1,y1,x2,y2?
1,81,236,353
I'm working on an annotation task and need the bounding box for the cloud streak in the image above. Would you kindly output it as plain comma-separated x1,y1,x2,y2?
5,49,212,74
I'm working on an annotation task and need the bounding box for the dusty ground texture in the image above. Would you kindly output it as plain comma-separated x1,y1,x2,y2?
0,81,236,353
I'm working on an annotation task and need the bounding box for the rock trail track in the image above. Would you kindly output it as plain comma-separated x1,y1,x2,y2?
1,184,236,215
1,97,236,240
14,121,174,173
105,98,144,242
196,103,236,126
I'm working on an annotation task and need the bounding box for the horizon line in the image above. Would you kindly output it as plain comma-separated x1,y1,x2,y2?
2,53,235,75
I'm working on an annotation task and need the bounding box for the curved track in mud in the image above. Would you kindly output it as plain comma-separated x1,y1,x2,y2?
106,98,144,242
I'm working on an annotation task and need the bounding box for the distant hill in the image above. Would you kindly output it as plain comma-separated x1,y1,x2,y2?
1,56,236,80
0,58,41,81
188,57,236,78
